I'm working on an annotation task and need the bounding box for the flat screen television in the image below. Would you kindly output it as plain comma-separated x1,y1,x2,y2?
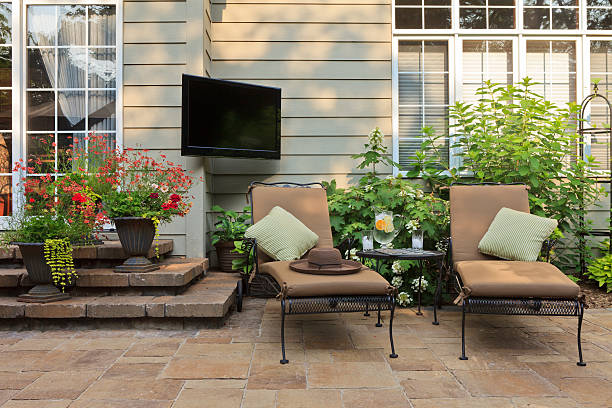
181,74,281,159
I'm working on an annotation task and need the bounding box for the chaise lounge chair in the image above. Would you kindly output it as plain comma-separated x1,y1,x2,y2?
433,183,587,366
245,182,397,364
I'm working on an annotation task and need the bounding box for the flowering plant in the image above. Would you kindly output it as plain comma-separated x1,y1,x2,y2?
99,148,196,223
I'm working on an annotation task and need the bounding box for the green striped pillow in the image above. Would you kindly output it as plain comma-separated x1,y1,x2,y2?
245,206,319,261
478,207,558,262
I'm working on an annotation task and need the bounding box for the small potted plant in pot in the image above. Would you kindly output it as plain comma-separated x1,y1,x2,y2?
211,205,251,272
99,149,196,273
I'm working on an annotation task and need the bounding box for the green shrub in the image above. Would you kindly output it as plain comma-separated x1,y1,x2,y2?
408,78,606,272
587,240,611,293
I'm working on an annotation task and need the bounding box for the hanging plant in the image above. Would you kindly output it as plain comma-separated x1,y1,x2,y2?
44,239,78,293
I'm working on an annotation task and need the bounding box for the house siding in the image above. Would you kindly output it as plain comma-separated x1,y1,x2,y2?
209,0,393,211
123,0,211,257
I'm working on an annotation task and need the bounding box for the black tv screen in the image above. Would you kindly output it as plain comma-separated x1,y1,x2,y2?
181,75,281,159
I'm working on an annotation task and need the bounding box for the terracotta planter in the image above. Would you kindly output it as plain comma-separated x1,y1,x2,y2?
113,217,160,273
215,241,245,272
16,243,70,303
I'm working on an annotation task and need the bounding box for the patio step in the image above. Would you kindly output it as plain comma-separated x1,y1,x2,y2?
0,272,240,329
0,257,208,296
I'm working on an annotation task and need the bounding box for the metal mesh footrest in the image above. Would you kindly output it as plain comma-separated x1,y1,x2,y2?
286,295,392,315
466,297,580,316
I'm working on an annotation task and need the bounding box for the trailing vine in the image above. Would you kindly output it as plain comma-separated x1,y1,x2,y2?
151,216,160,258
44,239,78,293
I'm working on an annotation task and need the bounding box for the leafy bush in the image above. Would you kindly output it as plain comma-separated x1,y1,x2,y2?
408,78,606,272
587,240,611,293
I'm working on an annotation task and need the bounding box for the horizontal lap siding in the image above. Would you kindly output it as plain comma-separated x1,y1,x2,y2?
211,1,392,210
123,1,188,254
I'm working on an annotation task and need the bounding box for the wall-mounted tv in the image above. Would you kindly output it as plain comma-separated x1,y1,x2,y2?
181,74,281,159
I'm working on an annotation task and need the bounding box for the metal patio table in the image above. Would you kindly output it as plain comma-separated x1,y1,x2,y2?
357,248,445,320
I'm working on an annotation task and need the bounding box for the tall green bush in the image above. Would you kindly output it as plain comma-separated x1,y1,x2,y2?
408,78,606,272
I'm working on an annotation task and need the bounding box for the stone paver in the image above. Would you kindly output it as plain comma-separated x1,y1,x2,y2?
0,298,609,407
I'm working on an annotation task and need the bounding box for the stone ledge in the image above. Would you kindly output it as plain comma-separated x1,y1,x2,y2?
0,272,240,321
0,258,207,289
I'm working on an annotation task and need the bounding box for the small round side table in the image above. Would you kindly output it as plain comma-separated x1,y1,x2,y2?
357,248,445,323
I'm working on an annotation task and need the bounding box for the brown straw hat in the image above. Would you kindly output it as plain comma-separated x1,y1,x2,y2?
289,248,362,275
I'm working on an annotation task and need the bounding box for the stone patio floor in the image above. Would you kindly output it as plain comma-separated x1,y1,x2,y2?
0,299,610,408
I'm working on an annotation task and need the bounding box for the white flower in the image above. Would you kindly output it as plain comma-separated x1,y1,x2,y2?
151,183,159,190
391,260,403,275
367,127,385,149
159,184,169,193
398,189,415,198
391,276,403,288
435,240,449,253
397,292,413,307
410,277,429,292
386,175,395,180
387,242,394,249
405,219,420,233
344,248,360,262
363,184,373,192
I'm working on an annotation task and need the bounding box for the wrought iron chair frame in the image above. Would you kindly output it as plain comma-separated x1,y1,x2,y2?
432,183,587,366
243,181,398,364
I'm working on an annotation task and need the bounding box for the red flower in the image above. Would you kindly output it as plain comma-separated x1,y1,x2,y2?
149,193,159,199
72,193,88,204
170,194,181,203
29,198,35,203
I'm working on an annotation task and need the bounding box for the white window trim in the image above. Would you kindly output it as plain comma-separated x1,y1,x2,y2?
1,0,122,224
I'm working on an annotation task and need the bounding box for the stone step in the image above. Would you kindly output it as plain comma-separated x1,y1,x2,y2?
1,240,173,261
0,272,240,321
0,258,208,291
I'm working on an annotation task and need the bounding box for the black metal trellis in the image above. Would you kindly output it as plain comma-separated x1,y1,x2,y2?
578,82,612,275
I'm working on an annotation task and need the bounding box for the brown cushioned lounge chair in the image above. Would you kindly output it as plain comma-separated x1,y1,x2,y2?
433,183,587,366
244,182,397,364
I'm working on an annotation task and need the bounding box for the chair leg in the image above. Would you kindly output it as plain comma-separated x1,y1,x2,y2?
280,298,289,364
459,300,468,360
364,302,370,317
376,303,383,327
236,280,243,313
433,259,442,325
577,301,586,367
389,296,398,359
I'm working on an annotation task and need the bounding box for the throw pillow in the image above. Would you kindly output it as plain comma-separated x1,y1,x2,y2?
478,207,558,262
245,206,319,261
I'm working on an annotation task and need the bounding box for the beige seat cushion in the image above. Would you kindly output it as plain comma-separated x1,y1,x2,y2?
456,260,580,299
261,261,393,297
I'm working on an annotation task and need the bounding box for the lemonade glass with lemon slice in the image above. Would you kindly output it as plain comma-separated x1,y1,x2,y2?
373,211,402,248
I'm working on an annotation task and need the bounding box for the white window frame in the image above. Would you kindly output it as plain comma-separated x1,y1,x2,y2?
0,0,122,224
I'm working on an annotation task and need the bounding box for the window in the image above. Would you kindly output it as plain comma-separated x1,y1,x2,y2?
589,40,611,171
460,0,516,29
395,0,452,29
26,4,117,178
393,1,611,174
0,1,119,220
397,40,450,167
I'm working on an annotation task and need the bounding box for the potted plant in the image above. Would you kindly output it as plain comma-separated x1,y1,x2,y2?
211,205,251,272
100,148,196,273
4,153,105,302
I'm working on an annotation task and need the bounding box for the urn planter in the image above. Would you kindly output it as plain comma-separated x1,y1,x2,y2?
16,242,70,303
113,217,160,273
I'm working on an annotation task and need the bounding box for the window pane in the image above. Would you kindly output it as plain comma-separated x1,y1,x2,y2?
26,134,55,173
57,132,82,173
526,40,576,105
460,8,486,29
0,47,10,87
58,5,85,46
524,8,550,28
27,91,55,131
489,8,515,29
399,74,423,104
27,6,56,46
57,48,86,89
57,90,85,131
490,0,514,5
553,0,577,5
588,9,612,30
89,90,116,131
0,90,9,130
395,8,422,29
0,132,11,215
396,0,422,5
423,41,448,72
591,41,612,73
424,8,451,29
589,41,612,172
551,41,576,73
460,0,485,4
587,0,612,5
399,42,422,72
526,41,549,72
88,6,116,45
552,8,578,29
88,48,116,88
0,132,10,171
0,4,11,44
27,48,55,88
